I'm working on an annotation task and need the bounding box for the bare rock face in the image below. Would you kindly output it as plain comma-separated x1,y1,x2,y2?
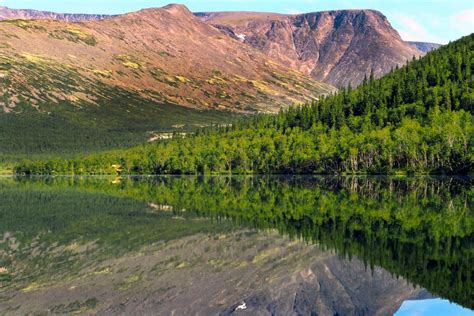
0,6,112,22
198,10,423,87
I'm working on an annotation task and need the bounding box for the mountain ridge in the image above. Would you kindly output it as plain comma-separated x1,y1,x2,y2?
0,5,429,88
0,5,112,22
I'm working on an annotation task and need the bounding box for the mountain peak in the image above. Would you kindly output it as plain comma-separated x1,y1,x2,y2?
162,3,192,15
123,4,193,20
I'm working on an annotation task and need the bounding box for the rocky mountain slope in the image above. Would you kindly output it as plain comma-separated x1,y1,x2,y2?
0,5,428,90
197,10,423,87
408,41,442,53
0,4,334,114
1,5,430,90
0,6,111,22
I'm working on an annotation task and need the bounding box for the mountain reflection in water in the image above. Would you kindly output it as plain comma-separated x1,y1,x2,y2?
0,176,472,315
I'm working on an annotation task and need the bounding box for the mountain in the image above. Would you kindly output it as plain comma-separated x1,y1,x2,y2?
197,10,423,87
0,5,428,90
0,4,336,157
1,5,430,89
0,6,112,22
0,4,333,114
408,41,442,53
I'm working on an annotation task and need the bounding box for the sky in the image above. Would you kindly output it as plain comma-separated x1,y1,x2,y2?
1,0,473,44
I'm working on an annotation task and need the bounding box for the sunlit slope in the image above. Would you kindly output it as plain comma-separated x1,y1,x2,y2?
0,4,334,114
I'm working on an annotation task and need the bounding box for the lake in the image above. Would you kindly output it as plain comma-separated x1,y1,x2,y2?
0,176,472,315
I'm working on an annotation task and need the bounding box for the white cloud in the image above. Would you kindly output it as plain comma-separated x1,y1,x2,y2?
393,13,447,44
449,8,474,36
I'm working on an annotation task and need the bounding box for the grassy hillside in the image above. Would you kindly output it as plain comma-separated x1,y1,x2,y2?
0,5,336,164
16,34,473,175
0,43,238,161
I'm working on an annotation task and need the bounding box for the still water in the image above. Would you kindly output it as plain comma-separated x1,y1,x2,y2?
0,176,472,315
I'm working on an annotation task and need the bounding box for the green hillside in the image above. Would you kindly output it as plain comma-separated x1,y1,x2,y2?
15,34,474,175
1,105,234,155
0,89,236,164
0,40,237,161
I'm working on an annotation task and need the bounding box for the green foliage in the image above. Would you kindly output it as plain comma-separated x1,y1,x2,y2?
0,95,236,162
16,35,473,175
0,107,235,164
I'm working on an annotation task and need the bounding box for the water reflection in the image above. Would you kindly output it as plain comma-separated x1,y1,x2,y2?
396,298,474,316
0,176,472,314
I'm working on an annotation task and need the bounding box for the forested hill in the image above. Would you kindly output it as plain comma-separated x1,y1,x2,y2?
16,34,474,175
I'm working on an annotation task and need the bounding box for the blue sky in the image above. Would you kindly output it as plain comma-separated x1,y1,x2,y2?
1,0,473,44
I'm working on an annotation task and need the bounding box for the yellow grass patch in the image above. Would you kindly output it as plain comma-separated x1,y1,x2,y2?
65,27,88,37
252,247,281,263
232,75,248,82
93,69,113,78
93,267,112,275
21,52,50,64
115,54,143,69
206,76,228,86
13,20,32,29
250,80,278,95
122,61,140,69
22,282,42,293
176,261,189,269
265,60,281,67
174,75,189,83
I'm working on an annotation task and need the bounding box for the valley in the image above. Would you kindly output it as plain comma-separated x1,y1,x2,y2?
0,4,452,165
0,4,339,161
16,34,472,175
0,2,472,315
